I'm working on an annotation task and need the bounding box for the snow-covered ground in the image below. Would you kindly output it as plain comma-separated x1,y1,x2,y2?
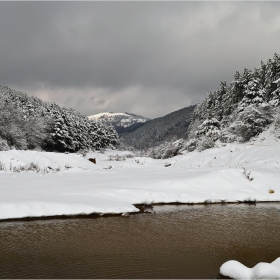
1,141,280,220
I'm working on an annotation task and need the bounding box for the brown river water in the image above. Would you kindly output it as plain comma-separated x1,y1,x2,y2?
0,204,280,279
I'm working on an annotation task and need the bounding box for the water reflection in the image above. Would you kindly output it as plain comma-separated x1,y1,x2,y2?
0,204,280,278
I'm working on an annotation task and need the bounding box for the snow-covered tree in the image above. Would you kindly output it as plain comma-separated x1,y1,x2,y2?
187,53,280,151
147,139,184,159
254,61,267,87
0,90,51,150
0,86,120,152
0,102,28,149
221,104,274,142
239,78,267,109
270,78,280,106
47,105,119,152
196,117,220,140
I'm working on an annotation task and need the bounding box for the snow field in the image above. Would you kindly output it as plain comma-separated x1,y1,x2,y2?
0,143,280,220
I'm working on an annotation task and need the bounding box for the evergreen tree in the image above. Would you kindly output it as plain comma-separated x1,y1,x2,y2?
269,78,280,106
0,86,119,152
188,53,280,149
231,71,244,104
196,117,220,140
239,78,267,109
254,61,267,87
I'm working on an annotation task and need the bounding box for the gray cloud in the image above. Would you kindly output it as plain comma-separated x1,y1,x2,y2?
1,1,280,118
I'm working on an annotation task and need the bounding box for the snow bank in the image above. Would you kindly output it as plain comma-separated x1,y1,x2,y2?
0,143,280,220
0,150,95,173
220,258,280,279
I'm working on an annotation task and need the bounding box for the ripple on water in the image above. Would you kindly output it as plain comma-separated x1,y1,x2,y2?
0,204,280,278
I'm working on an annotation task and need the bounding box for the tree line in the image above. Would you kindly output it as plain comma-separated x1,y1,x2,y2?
0,86,119,152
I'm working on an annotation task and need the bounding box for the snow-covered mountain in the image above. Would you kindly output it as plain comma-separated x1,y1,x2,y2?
88,112,150,129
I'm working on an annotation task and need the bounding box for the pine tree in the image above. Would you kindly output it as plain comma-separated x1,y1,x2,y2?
196,117,220,140
239,78,266,109
242,68,253,86
254,61,267,87
269,78,280,106
231,71,244,104
0,86,120,152
188,53,280,149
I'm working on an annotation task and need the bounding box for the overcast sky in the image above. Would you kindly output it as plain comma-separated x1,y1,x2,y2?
0,1,280,118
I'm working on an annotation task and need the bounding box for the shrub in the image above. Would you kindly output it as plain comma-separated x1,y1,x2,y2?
197,137,215,152
0,138,10,151
147,139,185,159
223,104,274,142
181,139,197,152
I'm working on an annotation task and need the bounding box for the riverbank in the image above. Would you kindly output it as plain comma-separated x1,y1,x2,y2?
2,200,280,223
1,142,280,220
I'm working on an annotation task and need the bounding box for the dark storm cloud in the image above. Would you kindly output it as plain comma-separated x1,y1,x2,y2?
0,1,280,118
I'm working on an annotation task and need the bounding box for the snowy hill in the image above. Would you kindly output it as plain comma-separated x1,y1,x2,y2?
121,105,195,149
184,53,280,153
0,86,119,152
88,112,150,130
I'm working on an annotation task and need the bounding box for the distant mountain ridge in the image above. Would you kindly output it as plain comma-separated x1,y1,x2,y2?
88,112,150,132
121,105,196,149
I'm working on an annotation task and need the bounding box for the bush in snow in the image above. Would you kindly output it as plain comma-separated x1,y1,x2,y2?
0,138,10,151
221,104,274,142
186,118,220,152
147,139,184,159
108,153,134,161
196,137,215,152
0,161,58,173
274,111,280,130
181,138,197,152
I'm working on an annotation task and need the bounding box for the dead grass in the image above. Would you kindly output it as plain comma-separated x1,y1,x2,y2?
0,161,62,174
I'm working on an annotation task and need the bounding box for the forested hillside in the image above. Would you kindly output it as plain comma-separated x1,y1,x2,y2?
0,86,119,152
121,105,195,149
187,53,280,148
147,53,280,158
